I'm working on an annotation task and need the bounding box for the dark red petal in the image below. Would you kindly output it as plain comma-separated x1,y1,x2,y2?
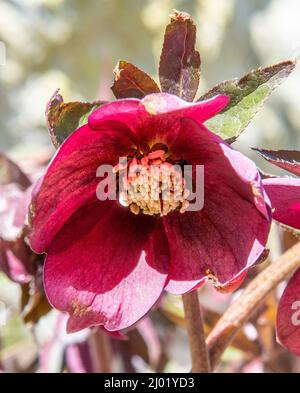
263,177,300,229
171,119,271,219
89,93,229,147
164,278,204,296
88,99,140,130
44,202,169,332
166,267,248,295
29,123,135,253
164,119,270,294
100,327,127,340
277,267,300,356
164,186,269,294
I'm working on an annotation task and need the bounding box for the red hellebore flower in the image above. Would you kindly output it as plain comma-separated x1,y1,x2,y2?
256,149,300,355
29,93,271,333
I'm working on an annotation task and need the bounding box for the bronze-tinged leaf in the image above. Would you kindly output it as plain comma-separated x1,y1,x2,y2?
199,60,296,141
21,283,52,325
253,148,300,177
255,148,300,241
111,60,160,99
46,89,106,149
159,9,201,102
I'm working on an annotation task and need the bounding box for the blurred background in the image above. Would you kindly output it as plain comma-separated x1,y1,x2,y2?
1,0,300,373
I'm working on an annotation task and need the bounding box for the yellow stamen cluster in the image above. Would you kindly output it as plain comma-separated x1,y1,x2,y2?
117,150,189,216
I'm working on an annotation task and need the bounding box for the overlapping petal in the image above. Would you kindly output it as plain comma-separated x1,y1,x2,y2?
89,93,229,146
255,149,300,356
263,177,300,230
29,123,135,253
277,267,300,356
164,119,270,294
44,201,169,332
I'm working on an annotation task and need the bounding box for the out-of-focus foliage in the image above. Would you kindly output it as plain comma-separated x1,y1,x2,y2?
1,0,300,160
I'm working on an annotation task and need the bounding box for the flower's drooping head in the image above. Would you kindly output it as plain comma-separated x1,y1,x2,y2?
28,93,271,333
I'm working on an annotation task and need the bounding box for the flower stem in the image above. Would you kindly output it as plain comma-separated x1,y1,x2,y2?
207,241,300,371
88,328,113,373
182,290,211,373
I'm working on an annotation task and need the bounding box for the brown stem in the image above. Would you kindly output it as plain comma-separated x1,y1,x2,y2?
88,328,113,373
207,241,300,371
182,290,211,372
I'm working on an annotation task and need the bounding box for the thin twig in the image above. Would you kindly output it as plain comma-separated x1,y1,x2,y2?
182,290,211,372
207,241,300,370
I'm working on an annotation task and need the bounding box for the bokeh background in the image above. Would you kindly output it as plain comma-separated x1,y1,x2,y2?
1,0,300,373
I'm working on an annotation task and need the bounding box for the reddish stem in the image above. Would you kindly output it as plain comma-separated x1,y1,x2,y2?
88,328,113,373
207,241,300,370
182,290,211,373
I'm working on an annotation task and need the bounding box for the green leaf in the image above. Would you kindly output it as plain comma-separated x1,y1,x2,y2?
111,60,160,99
46,89,106,148
199,60,296,141
159,9,201,102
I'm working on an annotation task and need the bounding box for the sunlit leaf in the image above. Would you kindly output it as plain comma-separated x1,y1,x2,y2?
200,60,296,140
46,90,106,148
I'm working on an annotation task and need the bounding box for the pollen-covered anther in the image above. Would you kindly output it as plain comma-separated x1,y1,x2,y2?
118,150,189,216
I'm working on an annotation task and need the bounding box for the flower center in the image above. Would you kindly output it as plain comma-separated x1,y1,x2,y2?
114,149,189,216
